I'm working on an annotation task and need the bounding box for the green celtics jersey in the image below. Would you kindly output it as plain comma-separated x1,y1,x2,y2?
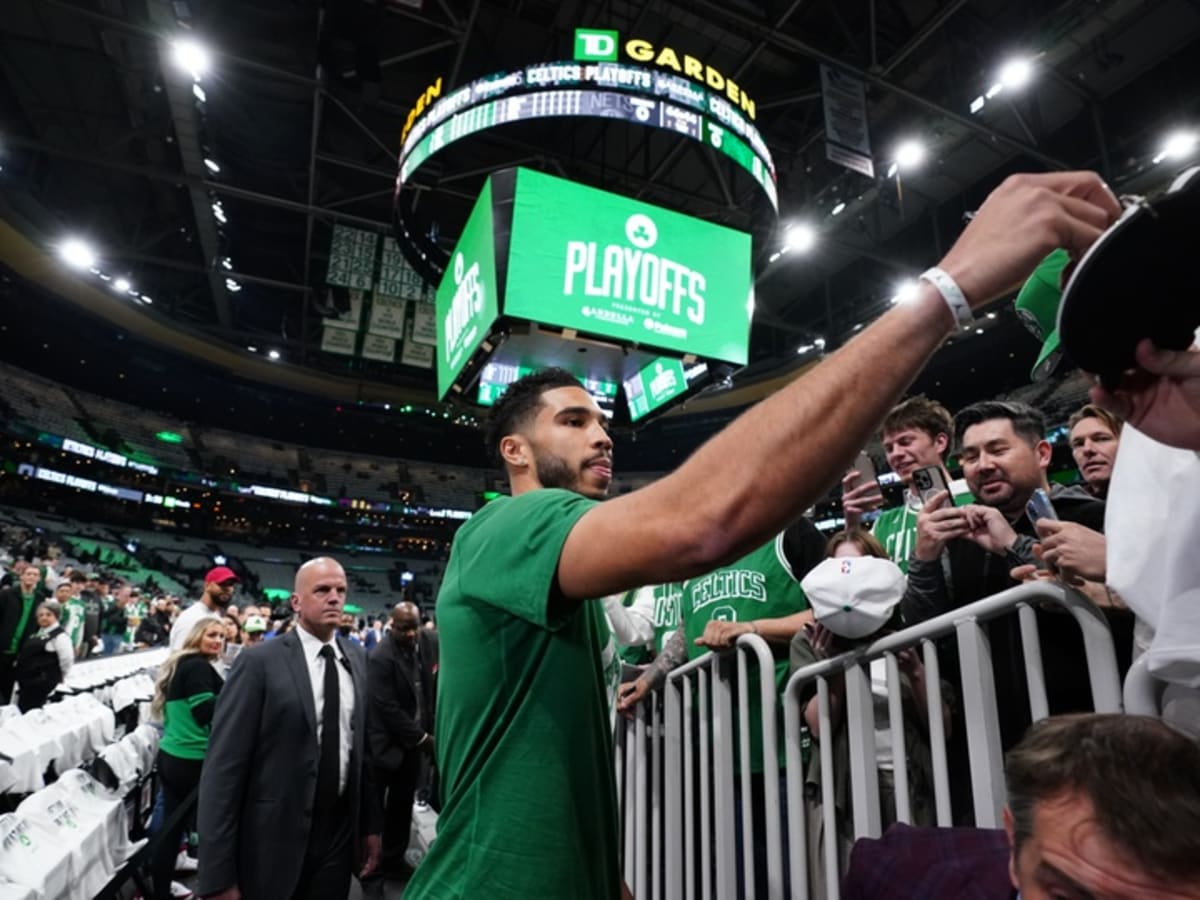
872,485,973,573
616,583,682,665
681,532,810,772
406,489,621,900
62,597,87,649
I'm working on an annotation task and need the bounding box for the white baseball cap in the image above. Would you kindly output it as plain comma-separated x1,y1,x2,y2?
801,556,906,640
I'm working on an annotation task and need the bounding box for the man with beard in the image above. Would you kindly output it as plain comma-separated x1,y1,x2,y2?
170,566,239,652
902,400,1133,751
403,171,1124,900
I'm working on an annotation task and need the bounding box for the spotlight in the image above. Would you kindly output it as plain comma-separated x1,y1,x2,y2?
783,223,816,253
998,57,1034,91
203,158,221,174
891,280,920,304
894,139,926,171
268,350,281,360
830,202,846,216
59,238,97,270
113,277,132,293
1154,131,1198,164
172,38,211,81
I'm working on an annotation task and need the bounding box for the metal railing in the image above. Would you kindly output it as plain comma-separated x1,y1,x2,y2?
615,581,1123,900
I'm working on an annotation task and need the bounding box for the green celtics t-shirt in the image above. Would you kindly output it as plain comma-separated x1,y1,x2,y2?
406,489,621,900
872,486,973,573
681,532,809,773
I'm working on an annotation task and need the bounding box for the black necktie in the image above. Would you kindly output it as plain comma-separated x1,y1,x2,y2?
316,645,340,812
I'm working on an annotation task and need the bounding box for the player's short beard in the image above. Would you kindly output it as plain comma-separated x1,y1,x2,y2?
535,452,580,494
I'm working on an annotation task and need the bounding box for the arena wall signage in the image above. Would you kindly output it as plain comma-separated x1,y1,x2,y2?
623,356,690,422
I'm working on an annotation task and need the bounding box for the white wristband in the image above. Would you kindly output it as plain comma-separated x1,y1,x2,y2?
920,267,973,329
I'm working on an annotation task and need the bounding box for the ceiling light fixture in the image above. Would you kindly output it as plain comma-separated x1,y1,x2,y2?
113,277,132,293
1154,130,1198,164
203,158,220,174
894,139,926,171
998,57,1034,91
59,238,97,270
783,222,816,253
891,279,920,304
172,38,211,81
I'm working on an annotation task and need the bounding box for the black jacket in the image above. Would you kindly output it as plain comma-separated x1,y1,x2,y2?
901,484,1133,749
0,585,46,655
366,629,439,773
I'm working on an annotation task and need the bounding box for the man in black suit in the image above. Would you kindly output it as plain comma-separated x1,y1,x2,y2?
196,557,382,900
366,601,438,882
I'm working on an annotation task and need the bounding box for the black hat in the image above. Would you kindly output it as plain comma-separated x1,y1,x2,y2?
1058,165,1200,389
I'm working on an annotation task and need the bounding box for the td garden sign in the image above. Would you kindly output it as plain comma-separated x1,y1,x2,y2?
573,28,758,120
434,168,752,400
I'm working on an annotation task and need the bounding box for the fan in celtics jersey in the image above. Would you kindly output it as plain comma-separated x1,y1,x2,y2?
840,395,973,572
404,171,1124,900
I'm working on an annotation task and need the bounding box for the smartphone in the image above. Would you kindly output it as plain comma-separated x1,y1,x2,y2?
911,465,950,505
850,450,878,486
1025,488,1059,527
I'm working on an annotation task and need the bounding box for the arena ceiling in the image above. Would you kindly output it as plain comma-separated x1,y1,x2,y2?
1,0,1199,467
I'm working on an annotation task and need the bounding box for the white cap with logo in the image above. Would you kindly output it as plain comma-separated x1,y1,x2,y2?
801,556,906,640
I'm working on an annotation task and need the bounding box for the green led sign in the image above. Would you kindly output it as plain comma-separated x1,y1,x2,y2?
504,169,752,364
624,357,689,421
435,178,500,399
156,431,184,444
476,361,618,407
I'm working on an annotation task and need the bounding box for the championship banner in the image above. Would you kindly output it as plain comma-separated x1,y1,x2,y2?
362,333,396,363
368,295,408,340
411,304,438,346
323,289,364,331
320,325,357,356
401,331,434,368
821,66,874,178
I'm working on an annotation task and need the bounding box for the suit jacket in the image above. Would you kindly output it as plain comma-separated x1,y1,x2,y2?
366,629,438,773
841,824,1014,900
196,628,384,899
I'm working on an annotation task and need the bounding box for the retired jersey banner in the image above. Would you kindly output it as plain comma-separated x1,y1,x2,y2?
326,226,378,290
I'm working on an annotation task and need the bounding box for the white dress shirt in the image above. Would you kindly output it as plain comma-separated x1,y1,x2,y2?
296,625,355,796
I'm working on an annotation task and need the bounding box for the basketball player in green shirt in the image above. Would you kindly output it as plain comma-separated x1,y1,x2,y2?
404,171,1122,900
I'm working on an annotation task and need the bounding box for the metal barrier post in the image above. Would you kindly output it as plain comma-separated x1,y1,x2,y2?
883,652,911,825
652,694,664,900
843,658,882,839
622,717,635,886
698,669,712,900
736,651,756,899
921,639,953,827
784,680,810,900
664,677,684,900
955,619,1005,828
1123,655,1160,716
738,635,784,899
817,677,840,900
1017,604,1050,722
635,704,649,900
712,655,737,900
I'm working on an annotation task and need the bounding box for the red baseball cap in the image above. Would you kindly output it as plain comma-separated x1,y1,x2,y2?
205,565,240,585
